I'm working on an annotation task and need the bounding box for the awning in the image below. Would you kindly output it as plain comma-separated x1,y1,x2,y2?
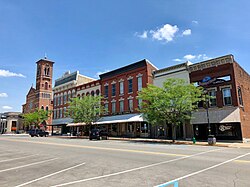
66,122,87,127
95,113,146,125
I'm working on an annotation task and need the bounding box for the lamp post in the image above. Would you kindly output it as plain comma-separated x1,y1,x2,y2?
204,89,211,136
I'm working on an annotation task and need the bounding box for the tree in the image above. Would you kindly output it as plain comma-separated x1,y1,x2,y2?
138,78,203,141
22,109,51,130
67,95,104,126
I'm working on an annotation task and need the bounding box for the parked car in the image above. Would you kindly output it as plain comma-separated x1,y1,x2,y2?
29,129,49,137
89,129,108,140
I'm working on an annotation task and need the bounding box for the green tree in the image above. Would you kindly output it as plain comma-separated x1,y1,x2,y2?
138,78,203,141
22,109,51,130
67,95,104,126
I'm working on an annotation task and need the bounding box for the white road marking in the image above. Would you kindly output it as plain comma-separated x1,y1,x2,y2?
0,154,37,163
0,158,58,173
155,152,250,187
51,148,225,187
15,162,86,187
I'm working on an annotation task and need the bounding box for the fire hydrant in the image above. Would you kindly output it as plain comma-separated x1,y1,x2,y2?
192,137,196,144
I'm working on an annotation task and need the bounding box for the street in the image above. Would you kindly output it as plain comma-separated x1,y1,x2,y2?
0,136,249,187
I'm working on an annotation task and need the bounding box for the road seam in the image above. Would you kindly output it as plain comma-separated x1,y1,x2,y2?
50,148,225,187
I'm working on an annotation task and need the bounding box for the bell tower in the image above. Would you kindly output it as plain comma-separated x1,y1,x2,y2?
35,57,54,126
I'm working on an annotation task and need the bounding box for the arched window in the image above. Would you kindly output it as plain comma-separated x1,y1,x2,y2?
45,82,48,90
72,90,76,98
238,87,244,106
64,92,67,104
46,106,49,111
82,93,85,98
96,89,100,96
68,90,71,101
86,92,90,96
41,106,44,110
91,90,95,96
77,94,81,98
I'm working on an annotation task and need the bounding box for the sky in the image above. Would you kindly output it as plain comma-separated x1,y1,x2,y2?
0,0,250,113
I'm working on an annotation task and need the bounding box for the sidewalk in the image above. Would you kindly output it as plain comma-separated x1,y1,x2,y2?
49,135,250,149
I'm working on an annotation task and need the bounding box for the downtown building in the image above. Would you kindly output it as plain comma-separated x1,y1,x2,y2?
22,58,54,131
189,54,250,141
97,59,157,138
51,71,95,135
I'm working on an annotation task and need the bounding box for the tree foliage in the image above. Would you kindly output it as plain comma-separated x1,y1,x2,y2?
67,96,103,125
138,78,203,139
22,109,50,129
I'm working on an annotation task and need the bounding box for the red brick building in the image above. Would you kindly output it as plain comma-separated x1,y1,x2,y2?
97,59,157,137
22,58,54,130
189,55,250,141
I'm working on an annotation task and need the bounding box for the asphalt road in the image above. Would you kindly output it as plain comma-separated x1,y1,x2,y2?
0,136,249,187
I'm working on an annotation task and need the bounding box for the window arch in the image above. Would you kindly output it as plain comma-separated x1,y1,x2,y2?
86,92,90,96
91,90,95,96
81,93,85,98
45,82,48,90
46,106,49,111
41,106,44,110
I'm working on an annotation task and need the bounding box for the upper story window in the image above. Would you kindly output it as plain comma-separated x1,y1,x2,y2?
68,91,71,101
44,65,50,76
104,85,109,98
46,106,49,111
41,106,44,110
96,89,100,96
91,90,95,96
72,90,76,98
112,84,116,97
238,87,244,106
119,82,124,95
112,102,116,113
104,103,109,113
128,79,133,93
45,82,48,90
128,99,133,111
119,100,124,112
138,98,142,110
137,77,142,91
64,92,67,104
208,89,217,107
222,87,232,106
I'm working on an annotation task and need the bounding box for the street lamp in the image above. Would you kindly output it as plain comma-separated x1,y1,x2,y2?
203,89,211,136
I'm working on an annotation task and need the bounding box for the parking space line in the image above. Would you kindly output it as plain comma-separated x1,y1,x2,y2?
0,154,37,163
15,162,86,187
234,159,250,163
51,148,224,187
155,152,250,187
0,158,58,173
0,138,188,157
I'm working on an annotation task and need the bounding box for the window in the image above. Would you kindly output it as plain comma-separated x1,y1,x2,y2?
72,90,76,98
128,79,133,93
222,87,232,105
238,87,243,106
68,91,71,101
119,82,124,95
138,98,142,110
128,99,133,111
96,89,100,96
91,90,95,96
45,82,48,90
112,84,116,96
104,103,109,113
112,102,116,113
137,77,142,91
64,107,67,118
60,108,63,118
208,90,217,107
119,100,124,112
64,93,67,104
54,96,57,106
46,106,49,111
41,106,44,110
104,85,109,98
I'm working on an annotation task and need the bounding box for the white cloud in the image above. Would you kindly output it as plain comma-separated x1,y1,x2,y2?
95,70,110,78
135,31,148,39
192,20,199,24
150,24,179,42
184,54,196,60
182,29,191,36
173,59,182,62
0,69,25,78
0,93,8,98
2,106,12,110
173,54,211,62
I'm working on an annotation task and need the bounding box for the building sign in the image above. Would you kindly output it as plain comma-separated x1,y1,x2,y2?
219,125,232,132
198,76,228,86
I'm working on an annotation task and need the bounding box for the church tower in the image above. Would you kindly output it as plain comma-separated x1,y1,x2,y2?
35,57,54,126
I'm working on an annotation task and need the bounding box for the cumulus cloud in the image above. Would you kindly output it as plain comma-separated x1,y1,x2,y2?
182,29,191,36
135,31,148,39
150,24,179,42
173,54,211,62
192,20,199,24
135,23,191,43
184,54,196,60
0,93,8,98
2,106,12,110
0,69,25,78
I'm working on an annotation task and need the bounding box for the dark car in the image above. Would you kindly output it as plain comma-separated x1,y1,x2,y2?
89,129,108,140
29,129,49,137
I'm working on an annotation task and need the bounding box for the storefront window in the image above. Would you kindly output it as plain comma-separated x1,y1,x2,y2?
141,123,148,133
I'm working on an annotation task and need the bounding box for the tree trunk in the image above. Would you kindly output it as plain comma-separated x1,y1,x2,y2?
172,124,176,143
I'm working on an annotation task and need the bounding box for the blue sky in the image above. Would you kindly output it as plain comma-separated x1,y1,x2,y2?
0,0,250,113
